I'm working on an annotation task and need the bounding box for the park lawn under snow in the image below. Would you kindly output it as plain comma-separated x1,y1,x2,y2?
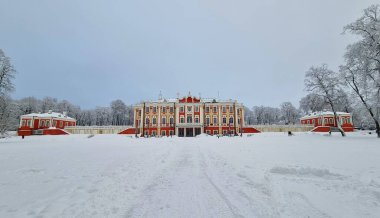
0,133,379,218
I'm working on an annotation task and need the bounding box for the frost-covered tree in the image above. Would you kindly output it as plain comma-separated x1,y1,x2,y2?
0,95,18,136
41,97,58,113
340,5,380,137
305,64,346,136
0,49,17,136
280,102,299,124
95,107,112,126
0,49,16,95
299,93,326,114
17,97,41,115
110,99,127,125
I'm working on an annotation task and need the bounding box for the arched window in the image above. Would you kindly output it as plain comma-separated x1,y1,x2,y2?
223,117,227,124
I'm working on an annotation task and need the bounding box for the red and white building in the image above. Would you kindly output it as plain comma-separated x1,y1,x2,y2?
300,111,354,132
121,94,259,137
18,111,76,136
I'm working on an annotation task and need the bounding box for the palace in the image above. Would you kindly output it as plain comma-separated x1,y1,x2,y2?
300,111,354,132
132,94,248,137
18,110,76,136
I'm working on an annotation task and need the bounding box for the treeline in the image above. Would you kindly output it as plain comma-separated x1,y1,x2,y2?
7,97,134,128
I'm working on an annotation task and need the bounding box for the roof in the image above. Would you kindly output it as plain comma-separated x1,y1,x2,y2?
21,112,76,121
300,111,351,119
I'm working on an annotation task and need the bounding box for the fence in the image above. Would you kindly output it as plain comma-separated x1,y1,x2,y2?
64,126,132,134
252,125,314,132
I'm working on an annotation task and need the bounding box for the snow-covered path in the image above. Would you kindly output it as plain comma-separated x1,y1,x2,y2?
1,133,380,217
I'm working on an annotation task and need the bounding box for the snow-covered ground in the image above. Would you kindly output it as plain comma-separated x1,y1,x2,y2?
0,132,379,218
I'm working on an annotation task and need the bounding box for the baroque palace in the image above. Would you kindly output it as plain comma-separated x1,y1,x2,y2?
133,93,246,137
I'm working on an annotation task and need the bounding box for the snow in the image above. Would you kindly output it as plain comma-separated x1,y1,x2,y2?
0,132,379,217
301,111,351,119
21,112,76,121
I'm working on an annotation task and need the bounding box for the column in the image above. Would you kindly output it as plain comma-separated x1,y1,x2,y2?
158,105,161,136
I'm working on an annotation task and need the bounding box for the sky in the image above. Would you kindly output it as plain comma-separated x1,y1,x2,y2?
0,0,377,109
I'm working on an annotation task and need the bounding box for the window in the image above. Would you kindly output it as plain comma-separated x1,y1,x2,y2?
180,106,184,112
324,118,328,124
22,120,26,126
145,118,150,125
206,117,210,125
205,107,210,113
65,122,68,126
238,119,240,125
145,107,149,113
60,121,63,127
223,130,227,135
330,118,333,124
229,117,234,124
40,120,45,127
195,106,199,112
145,131,149,136
152,117,157,125
223,117,227,124
170,117,174,124
138,110,141,116
53,120,57,127
222,106,226,113
169,130,174,136
213,106,217,113
213,116,217,124
187,106,192,112
153,106,157,113
162,107,166,113
213,130,218,135
28,120,32,127
162,117,166,125
187,115,192,123
170,107,174,113
206,130,211,135
195,116,199,123
152,131,156,136
46,120,50,127
162,131,166,136
180,116,185,123
229,106,233,113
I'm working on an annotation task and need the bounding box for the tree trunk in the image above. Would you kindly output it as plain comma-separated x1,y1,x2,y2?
330,103,346,137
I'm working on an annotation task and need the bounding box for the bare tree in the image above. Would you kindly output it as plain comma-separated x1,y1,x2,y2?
0,49,16,95
280,102,299,124
305,64,346,136
299,93,326,114
340,43,380,137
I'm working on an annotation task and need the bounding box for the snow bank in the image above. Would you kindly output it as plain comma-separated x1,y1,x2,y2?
0,133,379,217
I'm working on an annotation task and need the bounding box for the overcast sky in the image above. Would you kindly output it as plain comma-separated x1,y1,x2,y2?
0,0,377,109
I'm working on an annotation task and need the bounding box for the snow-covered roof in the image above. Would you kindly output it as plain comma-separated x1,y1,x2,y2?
138,97,239,104
21,112,76,121
301,111,351,119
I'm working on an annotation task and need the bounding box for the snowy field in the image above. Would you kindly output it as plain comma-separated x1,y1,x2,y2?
0,132,379,218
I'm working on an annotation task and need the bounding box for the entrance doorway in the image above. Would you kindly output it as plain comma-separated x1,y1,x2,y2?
195,128,201,136
178,128,184,137
185,128,194,137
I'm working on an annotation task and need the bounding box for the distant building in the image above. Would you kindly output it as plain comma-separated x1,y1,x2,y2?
18,111,76,136
130,93,258,137
300,111,354,132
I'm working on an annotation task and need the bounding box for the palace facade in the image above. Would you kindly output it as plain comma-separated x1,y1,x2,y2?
133,94,246,137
